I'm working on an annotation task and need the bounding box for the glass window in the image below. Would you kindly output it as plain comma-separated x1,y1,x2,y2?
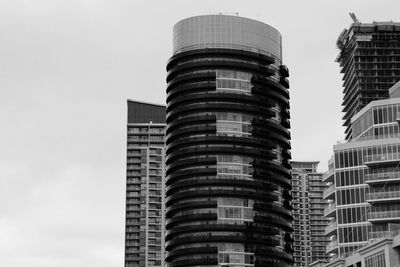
354,150,359,166
373,108,378,124
344,151,349,168
365,250,385,267
339,152,344,168
335,153,340,169
383,106,388,123
349,150,354,167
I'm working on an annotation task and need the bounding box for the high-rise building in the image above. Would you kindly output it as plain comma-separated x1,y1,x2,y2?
165,15,293,267
125,100,166,267
336,17,400,140
291,161,329,267
323,81,400,258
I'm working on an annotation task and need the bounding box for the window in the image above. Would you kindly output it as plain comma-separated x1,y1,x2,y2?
365,250,385,267
216,70,252,95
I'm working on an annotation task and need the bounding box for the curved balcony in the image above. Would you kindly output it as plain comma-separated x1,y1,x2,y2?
165,46,293,267
364,154,400,167
168,258,218,267
324,203,337,218
323,184,335,200
365,172,400,185
322,168,334,183
324,220,337,236
366,191,400,203
368,210,400,223
326,239,338,254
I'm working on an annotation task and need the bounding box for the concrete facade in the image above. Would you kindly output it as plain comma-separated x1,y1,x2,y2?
292,161,330,266
125,100,166,267
336,20,400,140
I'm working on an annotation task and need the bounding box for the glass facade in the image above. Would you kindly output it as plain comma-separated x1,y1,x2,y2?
125,101,166,267
216,70,253,95
173,15,282,59
365,250,385,267
352,102,400,141
324,91,400,259
328,140,400,256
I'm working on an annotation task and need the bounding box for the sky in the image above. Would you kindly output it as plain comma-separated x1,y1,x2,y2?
1,0,400,266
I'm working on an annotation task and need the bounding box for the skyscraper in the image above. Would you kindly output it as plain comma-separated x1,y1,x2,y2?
323,81,400,258
165,15,293,267
291,161,329,267
125,100,166,267
336,17,400,140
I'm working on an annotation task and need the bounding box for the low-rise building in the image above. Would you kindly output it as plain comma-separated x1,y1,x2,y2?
324,231,400,267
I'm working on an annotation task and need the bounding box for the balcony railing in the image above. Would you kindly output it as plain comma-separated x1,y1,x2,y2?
369,229,400,241
364,154,400,166
325,220,337,235
324,203,337,218
369,231,391,239
355,133,400,142
323,184,335,200
365,172,400,184
368,210,400,221
366,191,400,202
322,168,334,183
310,221,329,226
326,239,338,253
310,209,324,215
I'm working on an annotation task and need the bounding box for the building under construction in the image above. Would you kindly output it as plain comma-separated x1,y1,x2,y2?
336,14,400,140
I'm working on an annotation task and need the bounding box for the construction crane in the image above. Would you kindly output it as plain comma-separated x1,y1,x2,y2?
349,12,359,23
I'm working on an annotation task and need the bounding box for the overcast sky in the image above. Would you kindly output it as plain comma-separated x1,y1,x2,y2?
1,0,400,266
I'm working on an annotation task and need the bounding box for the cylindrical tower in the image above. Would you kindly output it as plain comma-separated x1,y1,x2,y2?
165,15,293,267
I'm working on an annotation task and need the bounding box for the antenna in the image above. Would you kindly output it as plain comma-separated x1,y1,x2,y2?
349,12,359,23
